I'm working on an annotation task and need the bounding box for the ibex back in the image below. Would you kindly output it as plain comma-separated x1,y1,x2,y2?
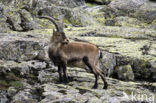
39,16,108,89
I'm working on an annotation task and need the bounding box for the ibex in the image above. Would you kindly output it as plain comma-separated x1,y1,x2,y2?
39,16,108,89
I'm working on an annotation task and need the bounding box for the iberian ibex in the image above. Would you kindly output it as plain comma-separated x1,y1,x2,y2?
39,16,108,89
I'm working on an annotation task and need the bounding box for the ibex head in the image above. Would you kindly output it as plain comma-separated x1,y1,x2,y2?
38,16,69,44
51,29,69,44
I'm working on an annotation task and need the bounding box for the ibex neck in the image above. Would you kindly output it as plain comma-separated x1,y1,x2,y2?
49,42,61,54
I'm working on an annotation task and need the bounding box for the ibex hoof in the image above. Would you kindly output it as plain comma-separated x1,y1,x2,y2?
103,86,108,89
63,80,69,84
92,85,98,89
59,80,63,83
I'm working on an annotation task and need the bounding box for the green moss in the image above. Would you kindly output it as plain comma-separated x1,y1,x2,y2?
110,14,114,20
0,80,8,90
57,84,69,89
9,81,23,88
0,80,8,86
39,19,55,29
31,10,37,16
69,19,82,26
28,74,36,78
0,80,23,90
115,17,148,28
8,11,14,17
124,89,133,95
6,72,20,81
86,3,97,7
64,19,71,24
96,17,106,24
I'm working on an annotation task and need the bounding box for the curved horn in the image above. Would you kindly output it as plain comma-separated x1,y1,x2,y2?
38,16,60,32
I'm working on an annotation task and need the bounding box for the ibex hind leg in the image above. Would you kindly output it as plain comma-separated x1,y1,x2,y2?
92,73,99,89
83,57,99,89
96,68,108,89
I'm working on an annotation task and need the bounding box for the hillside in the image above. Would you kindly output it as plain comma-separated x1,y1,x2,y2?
0,0,156,103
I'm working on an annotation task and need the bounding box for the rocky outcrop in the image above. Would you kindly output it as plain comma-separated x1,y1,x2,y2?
0,0,156,102
36,0,96,26
87,0,156,28
0,34,48,61
0,28,156,102
0,52,156,102
0,0,97,33
1,0,156,31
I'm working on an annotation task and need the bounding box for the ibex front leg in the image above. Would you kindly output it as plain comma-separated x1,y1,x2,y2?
62,62,68,83
58,65,63,82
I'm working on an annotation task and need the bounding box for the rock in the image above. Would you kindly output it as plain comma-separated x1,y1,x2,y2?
89,0,156,27
109,0,156,23
149,19,156,29
35,46,50,62
17,10,34,31
0,34,46,61
0,15,11,33
132,59,152,80
27,60,47,70
110,0,143,12
46,0,85,8
114,65,135,81
0,60,29,75
36,64,156,102
7,87,17,97
0,1,52,32
3,6,22,31
88,5,117,26
36,0,96,26
0,60,47,76
0,0,92,32
39,73,156,103
0,91,8,103
38,67,58,83
100,51,116,77
150,62,156,80
114,16,147,28
12,89,38,103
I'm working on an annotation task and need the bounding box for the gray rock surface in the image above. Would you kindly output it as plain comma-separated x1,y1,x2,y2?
109,0,156,23
115,65,135,81
0,34,45,61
